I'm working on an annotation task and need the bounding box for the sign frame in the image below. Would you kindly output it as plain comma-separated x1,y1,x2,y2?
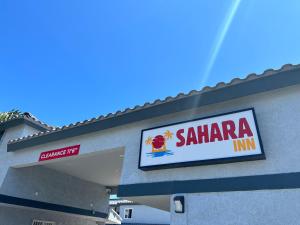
138,108,265,171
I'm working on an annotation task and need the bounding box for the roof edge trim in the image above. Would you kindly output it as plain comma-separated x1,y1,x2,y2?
7,64,300,152
0,117,49,133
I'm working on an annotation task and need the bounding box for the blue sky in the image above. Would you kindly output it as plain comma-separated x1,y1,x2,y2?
1,0,300,126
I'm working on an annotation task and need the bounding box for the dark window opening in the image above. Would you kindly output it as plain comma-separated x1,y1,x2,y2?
124,208,133,219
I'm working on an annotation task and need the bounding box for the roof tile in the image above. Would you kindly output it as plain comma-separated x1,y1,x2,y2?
7,63,300,145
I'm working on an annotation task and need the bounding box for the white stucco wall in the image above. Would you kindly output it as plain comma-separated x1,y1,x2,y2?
0,123,109,225
3,85,300,186
121,84,300,184
1,84,300,225
0,124,41,185
171,189,300,225
0,124,40,154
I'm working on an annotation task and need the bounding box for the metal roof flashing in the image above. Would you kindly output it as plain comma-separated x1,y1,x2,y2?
6,63,300,152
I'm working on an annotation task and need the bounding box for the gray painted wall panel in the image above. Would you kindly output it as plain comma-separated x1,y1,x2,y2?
0,166,109,213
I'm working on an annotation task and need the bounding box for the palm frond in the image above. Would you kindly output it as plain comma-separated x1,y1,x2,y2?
0,109,22,121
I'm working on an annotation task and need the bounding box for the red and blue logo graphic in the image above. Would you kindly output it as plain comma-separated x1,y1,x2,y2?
145,130,174,157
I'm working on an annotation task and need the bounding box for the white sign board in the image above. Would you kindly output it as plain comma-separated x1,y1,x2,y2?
139,108,264,170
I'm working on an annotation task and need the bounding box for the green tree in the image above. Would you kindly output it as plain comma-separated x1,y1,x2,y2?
0,109,22,121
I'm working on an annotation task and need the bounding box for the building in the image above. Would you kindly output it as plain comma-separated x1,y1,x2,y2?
109,199,170,225
1,63,300,225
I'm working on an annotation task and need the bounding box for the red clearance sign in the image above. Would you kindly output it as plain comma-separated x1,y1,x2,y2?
39,145,80,162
